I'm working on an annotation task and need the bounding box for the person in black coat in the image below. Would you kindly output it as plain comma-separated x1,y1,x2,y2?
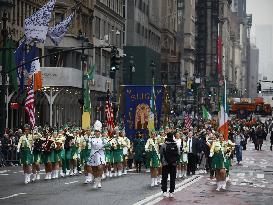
270,130,273,151
186,131,199,175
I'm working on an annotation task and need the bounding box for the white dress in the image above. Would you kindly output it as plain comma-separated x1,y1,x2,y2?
87,137,106,166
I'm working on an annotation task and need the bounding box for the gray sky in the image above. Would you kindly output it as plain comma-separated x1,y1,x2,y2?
246,0,273,37
247,0,273,78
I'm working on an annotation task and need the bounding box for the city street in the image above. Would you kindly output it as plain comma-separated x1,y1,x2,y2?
1,139,273,205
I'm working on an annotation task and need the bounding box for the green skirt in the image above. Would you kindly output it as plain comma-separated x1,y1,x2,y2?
84,149,91,163
224,157,231,171
113,149,123,163
20,148,33,165
42,151,55,164
105,149,113,163
65,148,72,160
33,152,42,164
212,152,225,169
54,149,64,162
71,146,78,160
149,151,160,168
180,153,188,164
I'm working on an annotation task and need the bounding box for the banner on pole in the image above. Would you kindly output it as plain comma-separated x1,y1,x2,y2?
124,85,164,139
82,111,91,130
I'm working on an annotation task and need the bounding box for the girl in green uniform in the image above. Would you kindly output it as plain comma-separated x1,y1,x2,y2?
110,128,126,177
210,134,226,191
42,130,55,180
31,127,43,182
52,130,65,179
104,130,113,178
83,129,93,184
145,130,160,187
17,125,33,184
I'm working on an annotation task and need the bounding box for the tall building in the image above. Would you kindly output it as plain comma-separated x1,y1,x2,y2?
92,0,125,122
256,25,273,80
124,0,161,85
248,44,259,98
183,0,195,77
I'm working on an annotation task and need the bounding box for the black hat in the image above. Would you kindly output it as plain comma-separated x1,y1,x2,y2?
166,132,174,142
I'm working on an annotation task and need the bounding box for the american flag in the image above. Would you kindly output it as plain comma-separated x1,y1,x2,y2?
25,77,35,128
105,90,115,131
184,113,192,129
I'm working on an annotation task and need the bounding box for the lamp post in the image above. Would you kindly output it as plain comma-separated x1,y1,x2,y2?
129,55,135,84
150,61,156,85
77,30,90,126
0,0,13,136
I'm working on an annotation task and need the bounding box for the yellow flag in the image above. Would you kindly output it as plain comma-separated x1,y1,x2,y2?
82,112,91,129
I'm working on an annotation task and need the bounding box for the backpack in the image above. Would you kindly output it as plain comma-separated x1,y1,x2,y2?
164,142,178,165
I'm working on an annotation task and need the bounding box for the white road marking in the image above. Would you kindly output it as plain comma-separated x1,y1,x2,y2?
64,180,79,185
257,174,264,179
0,174,9,176
0,170,9,174
132,175,202,205
0,193,26,200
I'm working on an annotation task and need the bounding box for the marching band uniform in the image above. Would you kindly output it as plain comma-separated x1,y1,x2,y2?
156,130,166,182
17,126,34,184
87,121,111,188
145,132,160,187
223,139,235,181
104,131,114,177
77,132,85,174
110,129,127,177
210,138,226,191
122,131,131,175
180,135,189,178
175,134,182,178
32,128,43,181
52,131,65,179
83,130,94,183
42,132,55,180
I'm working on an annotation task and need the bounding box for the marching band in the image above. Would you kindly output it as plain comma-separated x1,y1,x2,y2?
17,120,238,191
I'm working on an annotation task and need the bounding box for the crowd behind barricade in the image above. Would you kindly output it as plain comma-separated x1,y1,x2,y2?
1,117,273,197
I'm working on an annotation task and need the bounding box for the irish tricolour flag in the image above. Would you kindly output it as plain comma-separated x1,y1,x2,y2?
219,105,229,141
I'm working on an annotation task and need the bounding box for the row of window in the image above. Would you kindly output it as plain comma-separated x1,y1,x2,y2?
135,0,149,16
135,22,160,47
95,16,125,47
99,0,124,17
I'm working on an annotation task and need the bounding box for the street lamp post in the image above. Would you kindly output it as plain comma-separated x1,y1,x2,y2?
129,55,135,84
150,61,156,85
77,30,89,118
0,0,13,136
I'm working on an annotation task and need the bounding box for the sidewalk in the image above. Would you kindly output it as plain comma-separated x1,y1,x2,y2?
154,140,273,205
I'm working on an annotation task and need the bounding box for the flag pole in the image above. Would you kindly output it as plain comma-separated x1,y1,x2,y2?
224,77,227,112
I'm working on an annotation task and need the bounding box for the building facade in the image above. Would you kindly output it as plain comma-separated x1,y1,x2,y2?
248,44,259,98
124,0,161,85
2,0,96,128
92,0,125,123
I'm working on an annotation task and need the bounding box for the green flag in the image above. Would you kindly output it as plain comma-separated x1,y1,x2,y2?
84,64,95,80
202,106,212,120
83,80,91,112
0,38,18,92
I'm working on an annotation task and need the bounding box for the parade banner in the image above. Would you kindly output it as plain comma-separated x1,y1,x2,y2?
82,111,91,129
124,85,164,139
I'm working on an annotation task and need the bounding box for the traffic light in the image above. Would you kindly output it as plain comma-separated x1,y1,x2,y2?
257,82,261,93
110,47,121,79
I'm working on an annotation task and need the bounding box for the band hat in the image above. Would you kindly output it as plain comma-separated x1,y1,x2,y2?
94,120,102,132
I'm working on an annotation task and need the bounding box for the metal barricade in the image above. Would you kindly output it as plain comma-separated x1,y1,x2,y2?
3,146,20,165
